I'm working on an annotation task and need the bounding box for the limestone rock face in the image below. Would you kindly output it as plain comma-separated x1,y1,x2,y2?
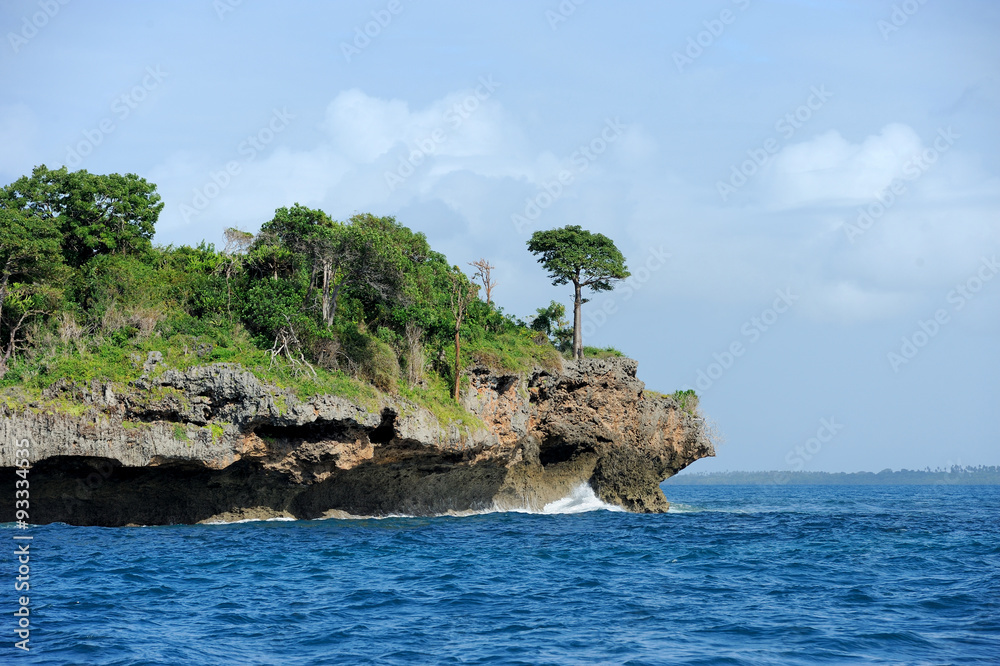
0,358,714,525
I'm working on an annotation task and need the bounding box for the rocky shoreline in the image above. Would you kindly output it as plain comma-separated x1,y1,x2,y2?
0,357,714,526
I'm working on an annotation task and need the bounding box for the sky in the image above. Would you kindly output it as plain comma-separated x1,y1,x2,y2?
1,0,998,474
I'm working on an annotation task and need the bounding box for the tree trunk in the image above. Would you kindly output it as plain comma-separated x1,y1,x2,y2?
327,282,340,327
453,326,461,401
572,279,583,360
320,259,332,325
0,271,9,331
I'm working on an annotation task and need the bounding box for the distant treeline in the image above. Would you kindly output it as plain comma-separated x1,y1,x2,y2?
664,466,1000,486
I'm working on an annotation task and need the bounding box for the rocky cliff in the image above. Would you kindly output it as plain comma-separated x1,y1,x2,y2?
0,357,713,525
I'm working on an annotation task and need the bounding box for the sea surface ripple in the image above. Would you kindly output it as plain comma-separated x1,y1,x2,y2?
5,485,999,664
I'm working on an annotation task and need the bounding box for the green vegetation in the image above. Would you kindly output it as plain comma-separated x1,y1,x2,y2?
581,345,624,359
0,166,647,428
668,388,698,414
527,225,630,360
173,424,189,441
206,424,224,443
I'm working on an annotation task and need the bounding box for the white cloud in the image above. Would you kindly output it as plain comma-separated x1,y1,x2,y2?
322,89,411,163
153,85,531,236
800,280,918,323
761,123,924,209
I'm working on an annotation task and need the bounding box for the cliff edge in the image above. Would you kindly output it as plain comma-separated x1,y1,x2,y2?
1,357,713,525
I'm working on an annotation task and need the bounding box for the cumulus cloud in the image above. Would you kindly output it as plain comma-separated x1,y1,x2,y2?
152,83,529,236
761,123,926,209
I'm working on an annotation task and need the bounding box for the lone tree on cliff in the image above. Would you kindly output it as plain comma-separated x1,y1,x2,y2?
527,225,629,360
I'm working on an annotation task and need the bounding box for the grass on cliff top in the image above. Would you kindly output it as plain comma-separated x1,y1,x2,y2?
0,322,381,412
463,327,563,373
397,372,484,432
1,320,496,431
575,345,625,359
645,388,700,416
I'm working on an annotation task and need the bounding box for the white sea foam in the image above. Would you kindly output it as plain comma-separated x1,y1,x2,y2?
201,516,298,525
315,483,625,520
150,488,629,524
540,483,625,514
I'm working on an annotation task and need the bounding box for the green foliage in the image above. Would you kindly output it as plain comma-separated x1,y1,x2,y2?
0,167,658,429
668,388,698,414
526,225,630,292
530,300,573,351
206,423,224,443
336,324,400,393
398,371,484,431
173,424,189,441
578,345,625,359
2,165,162,268
464,327,563,373
527,225,629,359
0,199,67,378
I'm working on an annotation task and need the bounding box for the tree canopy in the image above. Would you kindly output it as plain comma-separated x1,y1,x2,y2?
0,165,596,409
1,165,162,267
527,225,629,360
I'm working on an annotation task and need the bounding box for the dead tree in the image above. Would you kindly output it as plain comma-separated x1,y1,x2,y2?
219,228,254,320
269,316,317,377
468,258,498,304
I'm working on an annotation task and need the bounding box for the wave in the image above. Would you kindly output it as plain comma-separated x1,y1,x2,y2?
191,484,627,524
200,516,298,525
538,483,625,514
312,483,625,520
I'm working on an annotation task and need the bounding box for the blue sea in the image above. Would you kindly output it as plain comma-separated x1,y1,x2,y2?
5,485,999,664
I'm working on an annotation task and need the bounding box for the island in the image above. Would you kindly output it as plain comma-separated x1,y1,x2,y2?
0,166,714,526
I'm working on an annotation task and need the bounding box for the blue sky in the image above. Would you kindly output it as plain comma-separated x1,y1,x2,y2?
2,0,998,473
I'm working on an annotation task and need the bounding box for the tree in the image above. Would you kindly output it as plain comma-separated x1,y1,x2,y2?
0,206,64,378
526,225,629,360
247,207,409,333
530,300,571,351
219,228,254,320
1,165,162,267
449,271,477,401
469,258,498,304
260,205,343,326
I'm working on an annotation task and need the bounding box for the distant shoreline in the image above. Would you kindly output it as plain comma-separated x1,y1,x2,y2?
664,467,1000,486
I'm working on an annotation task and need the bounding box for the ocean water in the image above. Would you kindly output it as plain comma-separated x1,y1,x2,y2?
6,484,999,664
